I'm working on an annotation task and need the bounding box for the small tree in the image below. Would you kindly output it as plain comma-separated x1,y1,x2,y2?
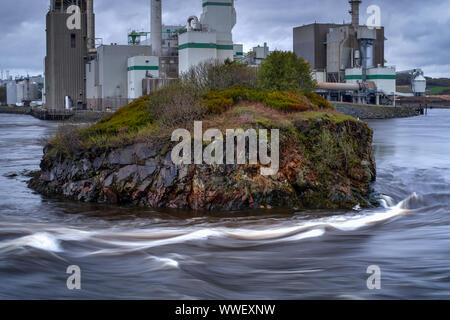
257,51,316,92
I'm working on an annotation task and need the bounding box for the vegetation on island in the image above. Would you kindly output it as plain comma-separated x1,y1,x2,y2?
49,51,355,159
36,51,375,211
50,52,333,155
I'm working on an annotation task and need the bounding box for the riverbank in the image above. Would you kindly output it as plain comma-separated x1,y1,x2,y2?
0,106,31,115
0,106,109,123
332,102,423,119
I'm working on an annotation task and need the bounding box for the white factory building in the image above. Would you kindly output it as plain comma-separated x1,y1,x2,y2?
85,45,154,111
345,66,396,95
178,0,237,74
4,77,41,106
127,55,159,100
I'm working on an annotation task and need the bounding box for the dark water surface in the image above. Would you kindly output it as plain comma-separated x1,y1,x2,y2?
0,111,449,299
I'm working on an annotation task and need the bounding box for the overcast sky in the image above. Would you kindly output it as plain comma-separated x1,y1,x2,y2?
0,0,449,78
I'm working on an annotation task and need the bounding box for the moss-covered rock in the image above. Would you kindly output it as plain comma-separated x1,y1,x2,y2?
30,91,376,211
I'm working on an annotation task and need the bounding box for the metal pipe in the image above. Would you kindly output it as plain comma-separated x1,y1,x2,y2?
86,0,95,51
151,0,162,57
317,82,361,91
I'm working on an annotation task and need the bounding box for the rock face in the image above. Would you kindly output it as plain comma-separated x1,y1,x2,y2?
29,116,377,211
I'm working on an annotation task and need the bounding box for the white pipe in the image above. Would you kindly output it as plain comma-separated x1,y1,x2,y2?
187,16,200,31
151,0,162,57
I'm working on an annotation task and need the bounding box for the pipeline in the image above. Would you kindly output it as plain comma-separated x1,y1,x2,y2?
316,81,376,91
317,82,361,91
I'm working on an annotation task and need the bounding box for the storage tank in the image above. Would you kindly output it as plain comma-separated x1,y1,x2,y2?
412,74,426,96
6,81,17,106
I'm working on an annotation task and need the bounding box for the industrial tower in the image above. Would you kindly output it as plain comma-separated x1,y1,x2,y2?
45,0,95,110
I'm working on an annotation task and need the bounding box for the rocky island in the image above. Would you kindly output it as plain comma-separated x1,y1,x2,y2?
29,58,377,211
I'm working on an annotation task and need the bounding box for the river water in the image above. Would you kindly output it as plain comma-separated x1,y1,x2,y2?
0,111,449,299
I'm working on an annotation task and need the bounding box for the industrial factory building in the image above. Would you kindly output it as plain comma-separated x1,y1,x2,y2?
293,0,396,104
294,23,385,82
45,0,96,110
85,45,154,111
4,77,42,106
179,0,237,74
41,0,419,110
42,0,245,111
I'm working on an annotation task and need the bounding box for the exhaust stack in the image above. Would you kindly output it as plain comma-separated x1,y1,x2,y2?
151,0,162,57
349,0,362,27
86,0,95,53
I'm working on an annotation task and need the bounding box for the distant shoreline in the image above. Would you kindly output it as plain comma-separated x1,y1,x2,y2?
0,106,109,123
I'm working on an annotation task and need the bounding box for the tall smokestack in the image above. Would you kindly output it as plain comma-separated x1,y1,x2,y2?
349,0,362,27
151,0,162,56
86,0,95,52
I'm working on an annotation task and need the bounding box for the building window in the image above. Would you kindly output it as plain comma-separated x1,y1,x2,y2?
71,34,76,48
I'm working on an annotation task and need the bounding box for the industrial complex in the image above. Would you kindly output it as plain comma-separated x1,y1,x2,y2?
0,0,430,111
293,0,425,105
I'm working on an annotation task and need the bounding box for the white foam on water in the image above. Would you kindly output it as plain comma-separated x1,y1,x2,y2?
0,232,62,253
0,194,419,256
146,256,180,270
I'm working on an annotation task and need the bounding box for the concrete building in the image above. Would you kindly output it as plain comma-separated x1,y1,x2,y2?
233,44,243,60
45,0,95,110
179,0,237,74
236,43,271,67
85,45,153,111
293,23,340,71
140,24,184,78
293,1,385,83
127,55,159,100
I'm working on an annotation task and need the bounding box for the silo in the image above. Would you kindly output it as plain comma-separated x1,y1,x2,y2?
151,0,162,57
6,81,17,106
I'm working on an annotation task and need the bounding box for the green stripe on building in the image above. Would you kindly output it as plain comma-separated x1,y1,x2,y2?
202,2,232,7
127,66,159,71
179,43,234,50
216,44,234,50
345,75,396,80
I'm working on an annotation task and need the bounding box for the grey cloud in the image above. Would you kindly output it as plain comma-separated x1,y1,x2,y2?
0,0,449,78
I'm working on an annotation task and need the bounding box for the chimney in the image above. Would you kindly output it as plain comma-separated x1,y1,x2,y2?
86,0,95,52
151,0,162,57
349,0,362,27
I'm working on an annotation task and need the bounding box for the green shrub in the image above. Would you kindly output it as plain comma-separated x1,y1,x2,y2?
257,51,317,92
303,91,334,110
202,87,325,114
85,95,153,137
